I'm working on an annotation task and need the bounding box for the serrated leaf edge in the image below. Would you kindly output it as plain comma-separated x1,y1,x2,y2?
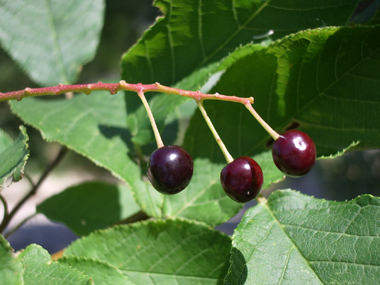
0,125,29,190
58,255,134,284
19,244,94,284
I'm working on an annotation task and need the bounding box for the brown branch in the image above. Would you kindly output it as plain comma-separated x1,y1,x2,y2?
0,81,254,105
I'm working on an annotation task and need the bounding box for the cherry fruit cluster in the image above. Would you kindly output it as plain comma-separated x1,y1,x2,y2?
147,129,316,203
2,81,316,204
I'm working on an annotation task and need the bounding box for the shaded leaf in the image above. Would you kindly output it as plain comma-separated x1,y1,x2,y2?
225,190,380,284
58,256,134,285
0,126,29,189
19,244,92,285
184,26,380,163
0,0,105,85
37,181,140,236
63,219,231,285
0,234,23,285
121,0,361,87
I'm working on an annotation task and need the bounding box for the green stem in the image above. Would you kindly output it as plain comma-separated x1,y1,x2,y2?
0,147,68,233
245,103,280,141
197,100,234,163
137,89,164,148
116,210,150,225
0,194,8,221
4,213,37,238
23,173,35,188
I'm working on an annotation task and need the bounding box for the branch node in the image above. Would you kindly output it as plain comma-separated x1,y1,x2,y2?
85,84,93,95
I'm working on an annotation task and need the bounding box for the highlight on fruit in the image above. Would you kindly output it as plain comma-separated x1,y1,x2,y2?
147,145,194,195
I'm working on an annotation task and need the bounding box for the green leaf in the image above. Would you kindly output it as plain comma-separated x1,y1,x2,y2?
37,181,140,236
0,126,29,189
121,0,360,87
63,219,231,285
0,0,104,85
184,26,380,164
58,257,134,285
254,150,284,189
0,234,23,285
19,244,93,285
163,158,242,226
225,190,380,284
0,129,13,154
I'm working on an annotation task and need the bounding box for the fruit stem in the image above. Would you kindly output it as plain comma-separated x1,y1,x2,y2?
245,103,280,141
196,99,234,163
137,89,164,148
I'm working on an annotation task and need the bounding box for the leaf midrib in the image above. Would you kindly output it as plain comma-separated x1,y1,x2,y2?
124,270,224,281
196,0,270,72
297,27,380,121
261,199,325,284
45,0,69,84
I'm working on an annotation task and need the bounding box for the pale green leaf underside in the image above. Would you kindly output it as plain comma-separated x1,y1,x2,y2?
226,190,380,284
19,244,92,285
63,219,231,285
37,181,140,236
0,234,23,285
0,126,29,189
0,0,104,86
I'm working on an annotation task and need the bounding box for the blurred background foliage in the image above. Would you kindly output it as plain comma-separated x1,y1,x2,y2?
0,0,160,172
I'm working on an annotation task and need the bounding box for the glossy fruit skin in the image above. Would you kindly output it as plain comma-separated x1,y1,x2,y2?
220,156,263,203
147,145,193,194
272,130,316,176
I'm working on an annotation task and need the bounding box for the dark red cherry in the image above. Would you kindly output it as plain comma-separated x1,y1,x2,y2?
220,156,263,203
147,145,193,194
272,130,316,176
